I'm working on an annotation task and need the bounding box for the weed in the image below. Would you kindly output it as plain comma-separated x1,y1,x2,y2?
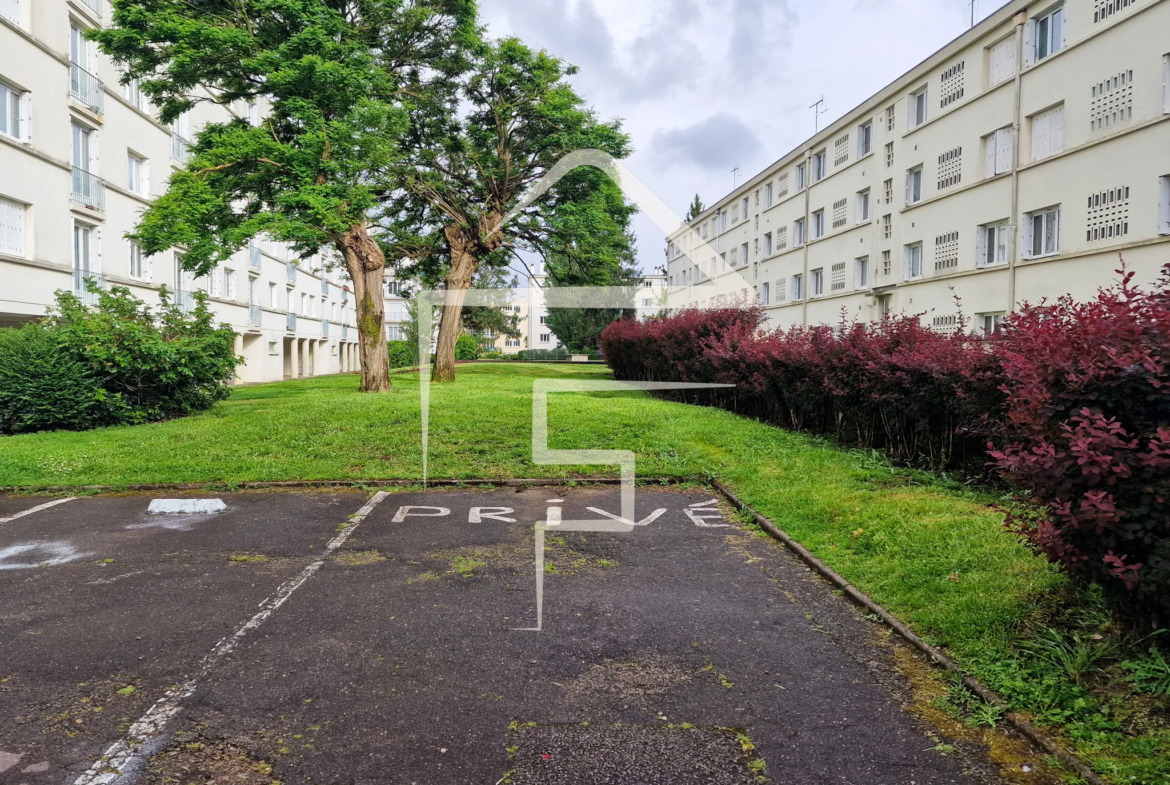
1022,627,1121,685
1120,648,1170,696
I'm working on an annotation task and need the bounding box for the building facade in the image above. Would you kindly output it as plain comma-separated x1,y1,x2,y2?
0,0,361,383
666,0,1170,335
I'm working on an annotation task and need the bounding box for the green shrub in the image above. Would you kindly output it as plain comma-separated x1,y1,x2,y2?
518,348,568,361
455,334,479,361
45,285,239,425
0,325,111,434
387,340,417,369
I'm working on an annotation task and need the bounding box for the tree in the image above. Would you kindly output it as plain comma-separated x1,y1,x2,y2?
686,193,705,222
91,0,477,393
383,37,632,382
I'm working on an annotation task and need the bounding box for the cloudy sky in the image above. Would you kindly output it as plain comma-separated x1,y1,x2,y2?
479,0,1002,274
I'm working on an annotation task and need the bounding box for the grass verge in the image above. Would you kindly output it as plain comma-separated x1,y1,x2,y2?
0,363,1166,782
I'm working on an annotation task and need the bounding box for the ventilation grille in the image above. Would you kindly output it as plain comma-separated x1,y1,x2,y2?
882,214,892,240
777,172,789,199
776,226,788,250
1091,70,1134,132
832,199,848,229
881,250,892,276
833,134,850,167
831,262,847,292
776,279,787,303
937,147,962,190
931,314,958,331
1095,0,1136,22
934,231,959,271
1086,186,1130,242
940,61,965,108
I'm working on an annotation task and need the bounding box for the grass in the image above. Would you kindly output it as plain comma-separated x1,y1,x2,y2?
1,363,1167,782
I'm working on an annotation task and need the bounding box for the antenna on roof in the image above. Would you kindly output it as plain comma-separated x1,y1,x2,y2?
970,0,978,27
731,166,742,189
810,96,827,134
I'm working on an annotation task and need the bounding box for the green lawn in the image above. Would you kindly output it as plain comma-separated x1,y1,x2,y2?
1,363,1165,782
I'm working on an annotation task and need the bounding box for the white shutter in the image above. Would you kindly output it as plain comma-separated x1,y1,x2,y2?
142,158,151,196
985,136,997,178
1031,112,1050,161
93,227,102,274
990,35,1017,86
1024,19,1037,66
89,129,100,172
144,247,153,281
19,91,30,142
0,198,23,256
1160,177,1170,235
1050,106,1064,154
995,128,1013,174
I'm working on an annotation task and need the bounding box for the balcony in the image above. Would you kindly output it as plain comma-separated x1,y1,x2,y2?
70,63,103,114
71,167,105,211
72,272,106,306
287,312,297,332
286,262,296,284
249,305,262,327
175,289,195,313
171,133,190,164
77,0,101,15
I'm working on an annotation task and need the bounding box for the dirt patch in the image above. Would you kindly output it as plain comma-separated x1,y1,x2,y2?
414,527,619,581
332,549,386,567
559,655,694,713
146,738,277,785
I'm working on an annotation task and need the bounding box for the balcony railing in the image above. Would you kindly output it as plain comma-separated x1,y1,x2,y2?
322,320,330,337
171,133,190,164
175,289,195,313
72,271,106,306
77,0,101,15
287,312,297,332
286,262,296,283
249,305,262,327
70,63,103,114
71,167,105,211
249,243,261,269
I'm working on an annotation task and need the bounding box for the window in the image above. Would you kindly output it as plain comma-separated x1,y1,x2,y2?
763,232,773,256
719,210,727,232
978,221,1010,266
764,183,773,207
1031,105,1065,161
792,274,803,301
984,127,1013,177
904,243,923,280
857,190,871,223
1160,175,1170,235
1031,5,1064,63
885,142,894,168
246,101,259,126
540,334,550,343
811,268,824,297
812,210,825,239
269,282,278,308
171,112,191,163
1025,206,1061,257
741,242,749,265
70,24,103,114
125,79,146,111
795,163,808,191
761,282,771,305
731,202,739,223
858,122,873,157
742,197,749,220
540,315,548,324
0,196,25,257
73,221,99,283
129,241,151,280
126,152,148,195
794,218,806,246
989,34,1018,87
754,190,760,208
225,269,237,300
812,151,827,182
909,87,928,128
0,80,28,142
855,257,869,288
0,0,20,26
906,166,923,205
979,313,1005,337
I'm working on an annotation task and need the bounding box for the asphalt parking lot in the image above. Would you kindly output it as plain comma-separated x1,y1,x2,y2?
0,487,999,785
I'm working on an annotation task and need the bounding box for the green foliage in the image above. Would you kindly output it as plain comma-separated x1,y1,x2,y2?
1121,648,1170,696
517,348,568,361
46,286,240,425
0,325,109,434
455,334,479,360
387,341,417,369
686,193,705,221
1023,627,1123,685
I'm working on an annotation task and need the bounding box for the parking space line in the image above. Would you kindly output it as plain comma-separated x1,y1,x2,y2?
0,497,76,525
73,491,391,785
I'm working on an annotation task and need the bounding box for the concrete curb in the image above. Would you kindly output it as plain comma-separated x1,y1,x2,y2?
711,480,1107,785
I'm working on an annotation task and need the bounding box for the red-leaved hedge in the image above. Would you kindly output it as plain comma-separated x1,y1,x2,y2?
601,264,1170,617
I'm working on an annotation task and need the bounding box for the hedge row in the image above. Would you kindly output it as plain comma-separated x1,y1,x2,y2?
601,264,1170,619
0,286,240,435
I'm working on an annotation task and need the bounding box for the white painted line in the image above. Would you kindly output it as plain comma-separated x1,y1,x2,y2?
0,497,76,525
147,499,226,515
688,499,719,508
73,491,390,785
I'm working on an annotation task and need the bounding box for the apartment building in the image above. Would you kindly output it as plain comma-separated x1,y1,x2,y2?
666,0,1170,335
0,0,361,383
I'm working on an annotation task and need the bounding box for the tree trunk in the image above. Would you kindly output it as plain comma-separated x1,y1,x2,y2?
338,221,391,393
432,231,479,383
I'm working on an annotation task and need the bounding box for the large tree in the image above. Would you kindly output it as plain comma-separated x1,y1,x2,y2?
91,0,477,392
383,37,633,382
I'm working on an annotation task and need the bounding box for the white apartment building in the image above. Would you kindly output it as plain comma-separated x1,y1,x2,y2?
0,0,362,383
666,0,1170,335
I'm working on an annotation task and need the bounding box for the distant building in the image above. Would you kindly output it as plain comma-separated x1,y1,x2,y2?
666,0,1170,336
